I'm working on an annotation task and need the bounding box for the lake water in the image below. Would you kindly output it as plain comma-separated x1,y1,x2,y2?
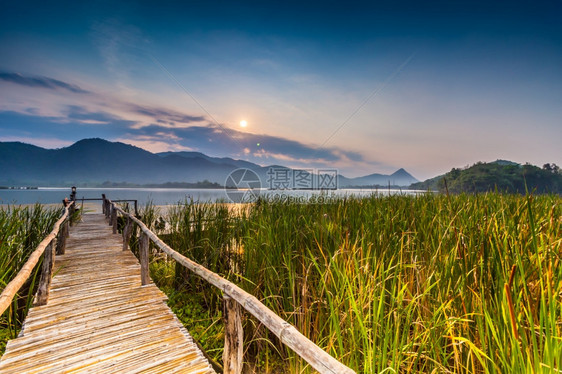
0,187,423,206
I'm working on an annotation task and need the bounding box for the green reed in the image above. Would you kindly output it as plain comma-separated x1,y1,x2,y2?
148,193,560,373
0,205,62,354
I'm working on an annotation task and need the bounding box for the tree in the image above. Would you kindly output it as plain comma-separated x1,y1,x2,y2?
543,163,560,174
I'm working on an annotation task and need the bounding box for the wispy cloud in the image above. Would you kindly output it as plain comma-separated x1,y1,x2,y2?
64,105,137,127
0,69,206,128
0,71,90,94
127,123,366,167
128,104,206,124
90,20,150,98
114,136,194,153
0,110,138,143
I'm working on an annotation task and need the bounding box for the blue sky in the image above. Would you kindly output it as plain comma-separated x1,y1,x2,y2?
1,1,561,179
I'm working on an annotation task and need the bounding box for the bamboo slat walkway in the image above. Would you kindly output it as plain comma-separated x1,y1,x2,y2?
0,214,215,373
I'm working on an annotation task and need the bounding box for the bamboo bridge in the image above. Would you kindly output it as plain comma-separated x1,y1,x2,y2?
0,192,354,373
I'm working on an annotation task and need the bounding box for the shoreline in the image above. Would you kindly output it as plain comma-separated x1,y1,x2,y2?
0,202,247,216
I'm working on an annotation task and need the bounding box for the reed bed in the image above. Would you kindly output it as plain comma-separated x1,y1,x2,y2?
146,193,561,373
0,205,62,354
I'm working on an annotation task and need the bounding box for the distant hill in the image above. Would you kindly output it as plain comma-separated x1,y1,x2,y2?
338,168,418,187
157,151,259,170
157,151,418,187
0,138,418,187
410,160,562,194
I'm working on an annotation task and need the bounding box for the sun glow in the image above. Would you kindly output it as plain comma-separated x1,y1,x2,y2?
240,120,247,128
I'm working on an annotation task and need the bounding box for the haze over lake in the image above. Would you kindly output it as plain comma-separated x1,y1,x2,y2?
0,187,421,206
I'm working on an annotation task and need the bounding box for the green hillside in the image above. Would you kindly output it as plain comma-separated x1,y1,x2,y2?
411,161,562,194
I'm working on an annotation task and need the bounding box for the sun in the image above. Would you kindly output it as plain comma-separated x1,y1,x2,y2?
240,120,247,128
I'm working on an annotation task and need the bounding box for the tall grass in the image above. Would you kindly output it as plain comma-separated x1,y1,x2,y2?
0,205,62,354
147,193,560,373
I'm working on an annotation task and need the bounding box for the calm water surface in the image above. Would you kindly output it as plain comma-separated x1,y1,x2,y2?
0,187,422,205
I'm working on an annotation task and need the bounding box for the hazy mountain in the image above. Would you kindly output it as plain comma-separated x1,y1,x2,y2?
157,151,258,170
0,139,418,187
339,168,418,187
161,151,418,187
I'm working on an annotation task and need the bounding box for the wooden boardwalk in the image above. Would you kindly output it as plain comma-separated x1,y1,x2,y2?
0,214,215,373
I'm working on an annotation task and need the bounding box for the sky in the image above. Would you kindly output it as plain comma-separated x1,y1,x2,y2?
1,1,561,180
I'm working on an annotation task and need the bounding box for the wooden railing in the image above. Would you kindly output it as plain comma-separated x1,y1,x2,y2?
0,201,75,315
104,197,355,374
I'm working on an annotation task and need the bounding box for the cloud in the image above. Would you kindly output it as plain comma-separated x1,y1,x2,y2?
64,105,137,127
0,68,374,173
114,136,194,153
0,108,378,175
0,69,207,130
128,104,206,124
90,20,151,97
127,123,366,167
0,71,90,94
0,110,137,143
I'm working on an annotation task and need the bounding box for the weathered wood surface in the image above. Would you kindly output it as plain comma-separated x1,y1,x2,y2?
222,296,243,374
139,232,150,286
34,241,55,306
123,217,133,252
55,219,69,255
111,203,356,374
0,214,215,374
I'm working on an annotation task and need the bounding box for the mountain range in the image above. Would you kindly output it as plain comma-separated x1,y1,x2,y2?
0,138,418,187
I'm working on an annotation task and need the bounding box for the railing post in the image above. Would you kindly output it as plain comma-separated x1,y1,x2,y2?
102,194,106,215
123,217,133,251
69,202,75,227
139,232,150,285
35,241,55,306
108,204,113,224
56,219,69,255
111,207,118,234
223,295,243,374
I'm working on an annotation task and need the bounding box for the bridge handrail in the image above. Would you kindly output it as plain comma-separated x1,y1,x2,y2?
106,198,355,374
0,201,75,315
